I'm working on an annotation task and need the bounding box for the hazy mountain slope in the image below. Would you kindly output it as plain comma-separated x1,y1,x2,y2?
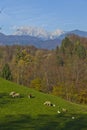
0,29,87,49
0,33,61,49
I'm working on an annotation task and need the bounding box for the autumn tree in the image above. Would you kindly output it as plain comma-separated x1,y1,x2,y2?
13,48,34,85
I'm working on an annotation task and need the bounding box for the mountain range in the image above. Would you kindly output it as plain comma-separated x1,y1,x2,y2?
0,29,87,49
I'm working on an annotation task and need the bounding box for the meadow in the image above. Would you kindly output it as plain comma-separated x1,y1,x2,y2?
0,78,87,130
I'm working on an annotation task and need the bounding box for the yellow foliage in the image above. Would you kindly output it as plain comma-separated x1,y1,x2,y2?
18,59,25,67
52,85,64,97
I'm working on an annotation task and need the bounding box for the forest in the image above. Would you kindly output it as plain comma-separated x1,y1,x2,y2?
1,34,87,104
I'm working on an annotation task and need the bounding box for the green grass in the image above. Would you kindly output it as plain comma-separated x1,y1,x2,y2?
0,78,87,130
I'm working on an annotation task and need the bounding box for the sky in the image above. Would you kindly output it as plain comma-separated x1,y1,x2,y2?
0,0,87,34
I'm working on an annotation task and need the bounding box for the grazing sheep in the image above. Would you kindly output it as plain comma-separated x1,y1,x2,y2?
12,93,20,98
53,104,56,107
28,94,32,99
9,91,16,96
62,108,67,112
72,116,75,119
44,101,52,106
57,110,61,114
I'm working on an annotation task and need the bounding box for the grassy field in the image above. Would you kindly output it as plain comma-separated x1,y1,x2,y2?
0,78,87,130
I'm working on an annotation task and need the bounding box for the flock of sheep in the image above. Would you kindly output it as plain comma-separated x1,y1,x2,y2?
9,91,67,113
43,101,76,119
44,100,67,113
9,91,75,119
9,91,33,98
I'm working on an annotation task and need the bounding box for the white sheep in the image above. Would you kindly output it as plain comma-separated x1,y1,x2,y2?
12,93,20,98
62,108,67,112
9,91,16,96
57,110,61,114
72,116,75,119
44,101,52,106
28,94,32,99
53,104,56,107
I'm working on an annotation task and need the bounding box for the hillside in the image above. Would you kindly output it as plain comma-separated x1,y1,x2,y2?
0,78,87,130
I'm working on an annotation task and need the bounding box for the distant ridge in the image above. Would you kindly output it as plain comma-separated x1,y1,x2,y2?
67,29,87,37
0,32,61,49
0,29,87,49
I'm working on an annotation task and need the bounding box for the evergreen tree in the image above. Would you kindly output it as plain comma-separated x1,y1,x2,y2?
74,41,86,59
60,37,73,55
1,63,12,80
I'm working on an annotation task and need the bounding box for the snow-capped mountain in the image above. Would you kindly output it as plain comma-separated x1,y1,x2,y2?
0,28,87,49
14,26,65,40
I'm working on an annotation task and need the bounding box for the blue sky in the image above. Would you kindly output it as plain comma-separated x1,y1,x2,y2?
0,0,87,34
